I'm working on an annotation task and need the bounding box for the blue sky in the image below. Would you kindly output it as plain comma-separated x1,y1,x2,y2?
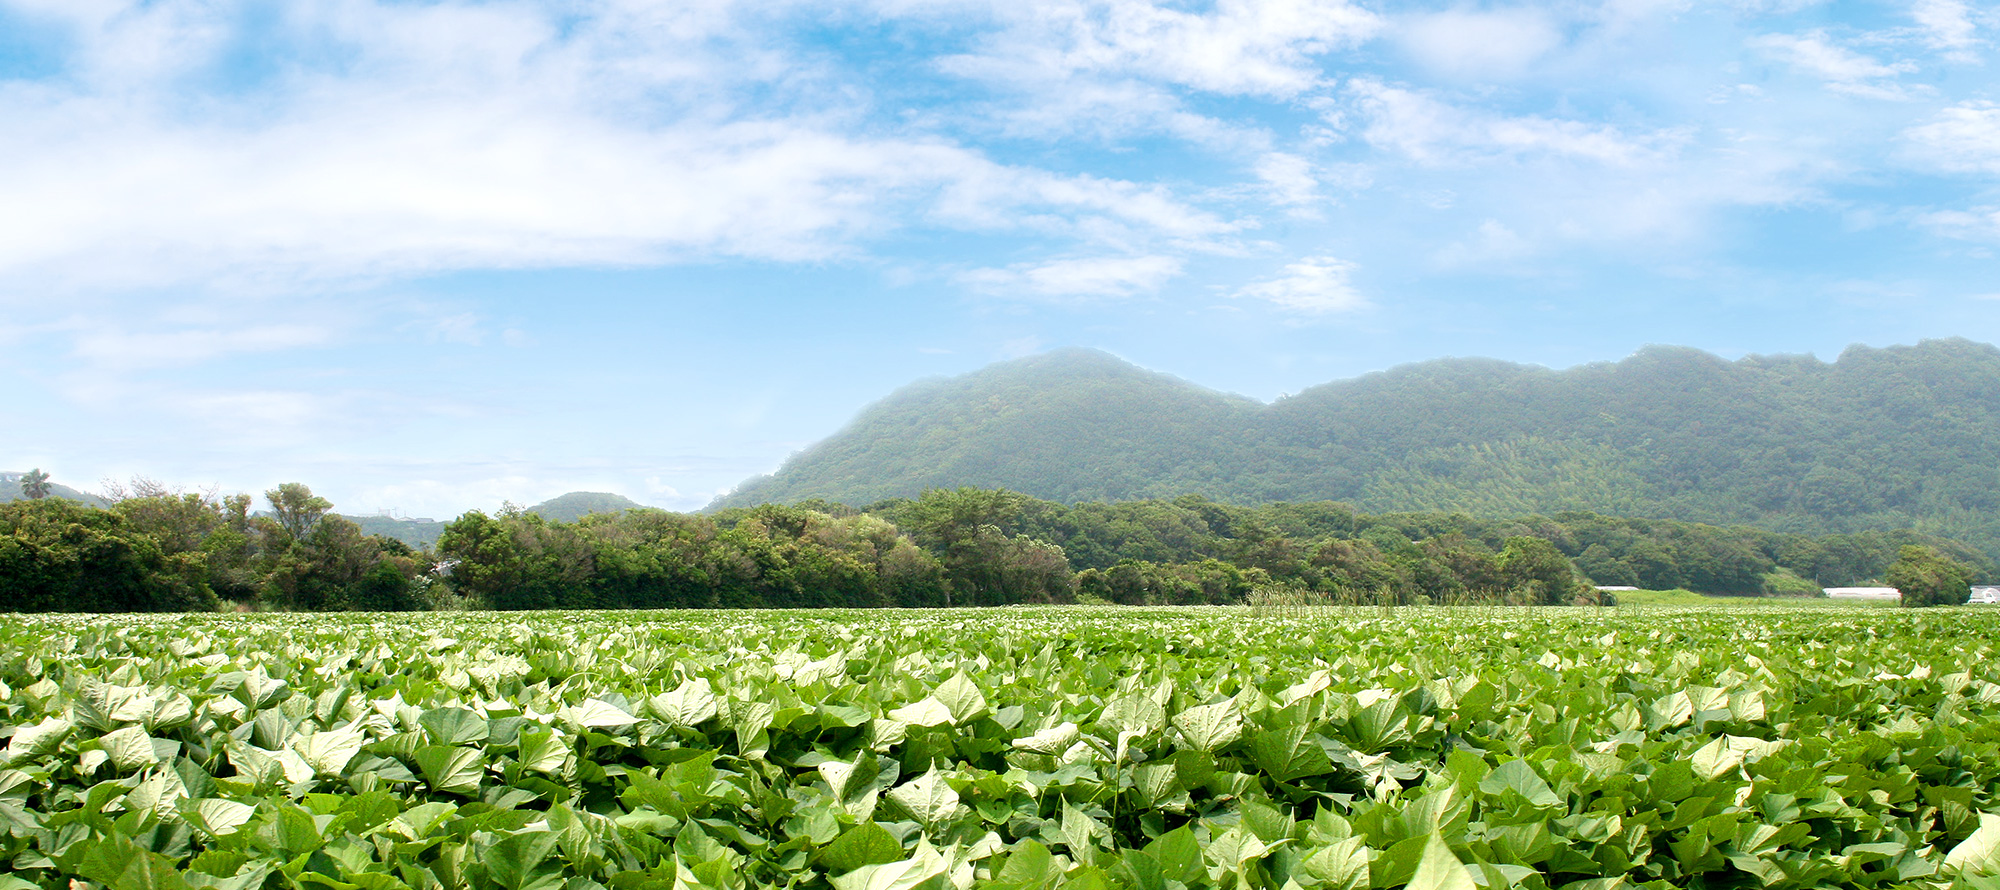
1,0,1997,518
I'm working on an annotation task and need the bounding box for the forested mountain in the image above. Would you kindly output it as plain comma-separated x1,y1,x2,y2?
715,340,2000,562
528,491,648,522
346,514,448,549
725,348,1264,505
343,492,643,546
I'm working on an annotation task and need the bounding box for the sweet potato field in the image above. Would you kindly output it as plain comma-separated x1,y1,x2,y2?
6,605,2000,890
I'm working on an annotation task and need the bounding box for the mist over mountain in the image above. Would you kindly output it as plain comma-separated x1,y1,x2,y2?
0,473,109,509
714,340,2000,560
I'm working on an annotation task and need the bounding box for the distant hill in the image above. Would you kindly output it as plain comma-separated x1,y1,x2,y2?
528,491,649,523
722,348,1263,507
713,340,2000,562
0,472,109,508
345,514,448,550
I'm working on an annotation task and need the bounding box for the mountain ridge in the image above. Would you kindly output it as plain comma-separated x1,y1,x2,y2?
712,339,2000,560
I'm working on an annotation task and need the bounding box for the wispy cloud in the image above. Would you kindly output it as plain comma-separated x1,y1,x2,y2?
1912,0,1981,58
963,254,1184,299
1919,206,2000,241
1232,255,1367,315
1346,79,1680,166
1397,8,1564,80
0,1,1239,299
70,324,335,371
937,0,1383,100
1904,101,2000,174
1749,31,1920,99
1435,219,1536,268
1254,153,1322,207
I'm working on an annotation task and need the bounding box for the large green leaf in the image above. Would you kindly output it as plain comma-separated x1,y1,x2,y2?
1248,724,1335,782
650,678,721,727
1479,759,1561,809
819,821,906,874
828,840,952,890
560,698,637,730
1298,837,1370,890
887,698,955,728
933,672,989,724
419,708,489,746
4,715,72,762
990,841,1062,890
1011,722,1080,755
100,725,160,771
1408,833,1477,890
416,745,485,795
1099,693,1166,737
483,830,560,890
1171,699,1242,752
184,798,257,838
1948,813,2000,875
294,726,368,777
886,765,961,827
77,836,192,890
515,727,570,776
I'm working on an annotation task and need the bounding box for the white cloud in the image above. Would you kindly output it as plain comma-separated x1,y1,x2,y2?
1435,219,1535,268
1904,101,2000,173
998,335,1045,358
1912,0,1980,56
1254,153,1321,207
180,390,328,432
70,324,335,370
1346,79,1679,166
1399,8,1564,80
930,165,1240,249
940,0,1383,100
425,314,487,346
1920,206,2000,240
0,0,1233,299
963,254,1184,299
1232,255,1367,315
953,75,1276,152
1749,31,1919,99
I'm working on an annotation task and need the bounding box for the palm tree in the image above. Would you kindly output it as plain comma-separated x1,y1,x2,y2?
20,468,51,500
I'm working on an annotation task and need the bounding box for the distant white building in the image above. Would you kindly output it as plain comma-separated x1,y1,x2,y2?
1969,586,2000,605
1825,587,1901,600
1595,586,1639,592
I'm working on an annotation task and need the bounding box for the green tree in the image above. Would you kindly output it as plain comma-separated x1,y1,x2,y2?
436,510,593,610
0,499,217,612
266,482,333,542
1887,545,1974,608
262,516,420,611
18,469,49,500
1498,536,1588,606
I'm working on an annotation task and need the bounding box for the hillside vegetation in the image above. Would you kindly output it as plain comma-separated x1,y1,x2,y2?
10,480,1983,613
716,340,2000,561
527,490,649,522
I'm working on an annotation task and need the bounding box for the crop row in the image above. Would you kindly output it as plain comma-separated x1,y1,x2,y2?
4,606,2000,890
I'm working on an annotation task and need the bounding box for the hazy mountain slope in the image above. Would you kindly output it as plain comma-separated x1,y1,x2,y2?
1265,341,2000,540
529,491,649,522
345,515,448,549
721,348,1263,507
0,473,110,508
709,339,2000,559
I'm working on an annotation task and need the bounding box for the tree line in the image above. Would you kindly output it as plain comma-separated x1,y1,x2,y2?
0,478,1988,612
